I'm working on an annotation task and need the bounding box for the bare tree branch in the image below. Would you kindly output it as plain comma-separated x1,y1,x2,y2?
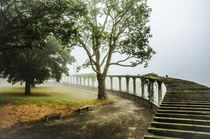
100,52,108,66
77,37,97,65
110,55,135,65
110,61,142,67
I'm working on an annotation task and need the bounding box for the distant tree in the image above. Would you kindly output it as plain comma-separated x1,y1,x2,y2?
0,0,86,51
0,38,75,95
73,0,155,99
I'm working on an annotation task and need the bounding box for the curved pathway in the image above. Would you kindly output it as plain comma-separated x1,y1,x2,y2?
0,88,155,139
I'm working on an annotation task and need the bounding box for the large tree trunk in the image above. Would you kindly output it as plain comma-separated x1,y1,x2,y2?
25,80,31,95
97,73,108,100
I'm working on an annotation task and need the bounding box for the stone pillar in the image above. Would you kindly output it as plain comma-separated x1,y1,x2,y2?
158,81,162,106
133,77,136,95
70,76,72,84
73,76,75,84
74,76,76,85
83,77,86,86
88,78,90,87
126,77,130,93
141,78,145,98
91,77,94,87
119,77,122,92
79,77,81,86
71,76,74,85
110,77,113,90
76,77,79,85
148,80,154,103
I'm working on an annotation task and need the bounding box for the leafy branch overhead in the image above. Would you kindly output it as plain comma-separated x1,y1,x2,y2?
0,0,86,51
75,0,155,75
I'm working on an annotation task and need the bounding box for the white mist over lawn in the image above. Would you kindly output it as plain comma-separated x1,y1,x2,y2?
70,0,210,87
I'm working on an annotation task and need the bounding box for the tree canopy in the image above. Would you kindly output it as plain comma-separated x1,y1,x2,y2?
0,0,86,94
0,0,86,51
0,38,74,95
72,0,155,99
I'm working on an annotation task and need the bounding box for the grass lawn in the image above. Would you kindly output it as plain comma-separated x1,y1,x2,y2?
0,83,112,129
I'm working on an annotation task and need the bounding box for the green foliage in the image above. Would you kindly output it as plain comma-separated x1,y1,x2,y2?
0,0,86,51
0,38,74,85
142,73,159,78
69,0,155,99
74,0,155,75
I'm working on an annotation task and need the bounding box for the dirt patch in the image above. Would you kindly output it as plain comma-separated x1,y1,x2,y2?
0,104,71,128
0,100,112,129
0,94,155,139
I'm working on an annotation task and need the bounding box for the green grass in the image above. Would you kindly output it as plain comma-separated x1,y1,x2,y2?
0,84,109,105
0,83,113,128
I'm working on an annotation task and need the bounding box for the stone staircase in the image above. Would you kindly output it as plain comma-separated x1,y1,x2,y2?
144,78,210,139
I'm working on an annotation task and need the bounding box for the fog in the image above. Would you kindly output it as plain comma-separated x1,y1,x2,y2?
70,0,210,87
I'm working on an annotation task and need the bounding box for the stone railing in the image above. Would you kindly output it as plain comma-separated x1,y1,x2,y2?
56,74,166,107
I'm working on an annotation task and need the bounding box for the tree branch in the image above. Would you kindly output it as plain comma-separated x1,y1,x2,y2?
100,52,108,67
110,61,142,67
110,55,135,65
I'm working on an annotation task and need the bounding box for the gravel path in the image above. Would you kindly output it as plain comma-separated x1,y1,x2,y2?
0,88,155,139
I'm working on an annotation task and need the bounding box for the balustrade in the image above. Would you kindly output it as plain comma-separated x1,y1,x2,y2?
56,74,166,107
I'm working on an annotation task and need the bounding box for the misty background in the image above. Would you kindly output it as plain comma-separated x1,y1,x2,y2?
70,0,210,87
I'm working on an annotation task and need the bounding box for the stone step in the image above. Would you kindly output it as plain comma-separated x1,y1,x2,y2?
154,117,210,126
157,109,210,115
151,121,210,132
145,78,210,138
163,98,210,101
144,134,183,139
159,106,210,111
164,97,210,102
164,97,210,100
162,102,210,105
163,100,210,103
160,104,210,108
156,113,210,120
164,94,210,96
148,127,210,139
166,91,210,93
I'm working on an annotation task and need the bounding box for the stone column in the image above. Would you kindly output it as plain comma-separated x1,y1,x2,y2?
141,78,145,98
72,76,74,84
110,77,113,90
76,77,79,85
148,80,154,103
91,77,94,87
119,77,122,92
83,77,86,86
126,77,130,93
69,76,71,84
78,77,80,85
133,77,136,95
158,81,162,106
88,78,90,87
73,76,75,84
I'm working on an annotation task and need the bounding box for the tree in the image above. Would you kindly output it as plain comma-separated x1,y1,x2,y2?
73,0,155,99
0,38,75,95
0,0,86,51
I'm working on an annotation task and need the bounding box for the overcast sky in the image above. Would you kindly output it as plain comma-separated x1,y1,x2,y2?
71,0,210,86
